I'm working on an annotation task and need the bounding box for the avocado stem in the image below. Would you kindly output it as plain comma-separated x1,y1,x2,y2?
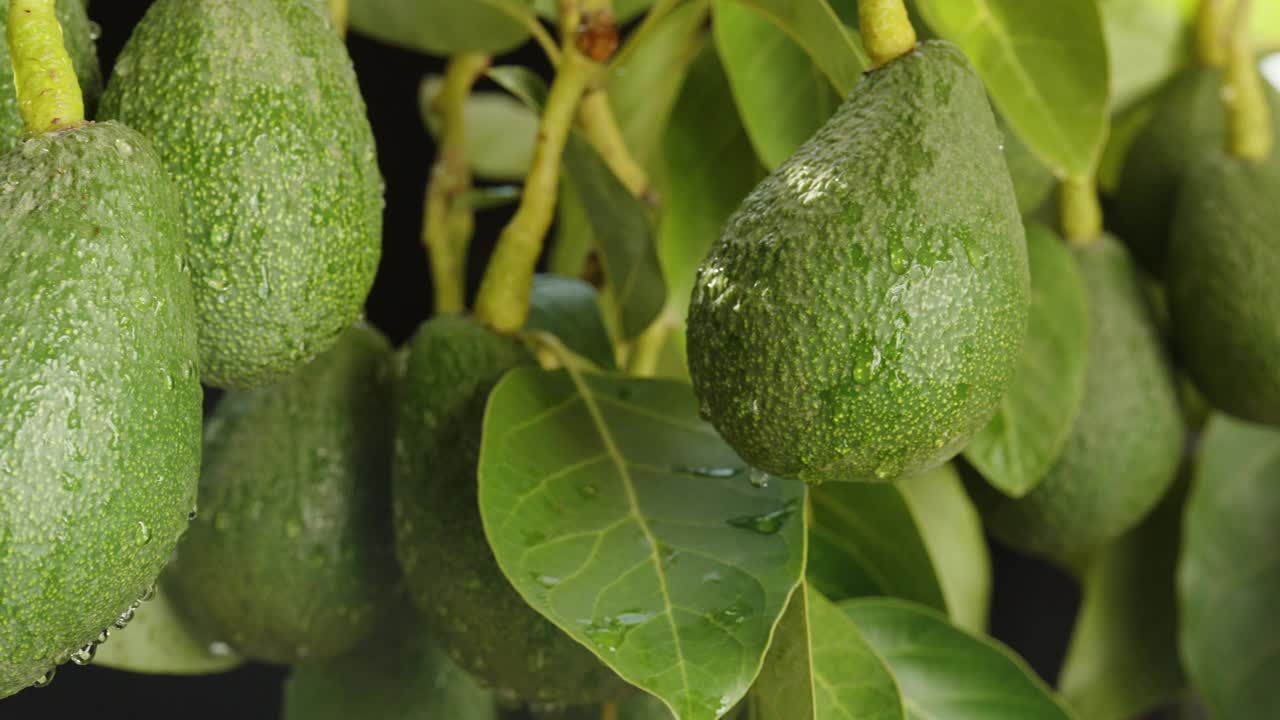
474,9,599,333
1059,175,1103,245
1196,0,1232,68
7,0,84,136
858,0,918,69
600,701,619,720
423,52,490,315
579,87,651,201
1224,0,1273,161
327,0,348,39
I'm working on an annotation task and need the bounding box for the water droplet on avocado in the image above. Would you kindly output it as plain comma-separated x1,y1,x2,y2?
748,468,770,488
727,499,799,534
207,641,233,657
31,667,55,688
139,583,157,603
204,267,229,292
136,521,152,545
114,606,135,629
888,234,911,274
69,642,96,666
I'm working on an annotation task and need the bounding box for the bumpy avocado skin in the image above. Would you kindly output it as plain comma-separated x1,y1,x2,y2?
1167,152,1280,424
0,122,202,697
687,41,1029,484
392,316,629,704
0,0,102,148
99,0,384,389
1112,66,1280,272
975,236,1183,560
170,325,400,665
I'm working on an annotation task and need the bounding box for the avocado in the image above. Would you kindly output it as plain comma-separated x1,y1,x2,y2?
0,0,101,148
99,0,384,389
1111,66,1280,272
974,235,1183,561
168,325,399,665
686,40,1029,484
392,315,629,704
1166,150,1280,424
0,121,202,697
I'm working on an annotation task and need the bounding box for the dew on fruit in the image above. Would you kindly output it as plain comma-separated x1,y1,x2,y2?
69,641,96,666
31,667,55,689
136,520,152,545
747,468,770,488
139,583,157,602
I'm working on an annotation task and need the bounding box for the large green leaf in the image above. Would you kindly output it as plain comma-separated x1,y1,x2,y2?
350,0,535,55
720,0,868,95
1058,477,1186,720
897,467,991,633
93,578,243,675
752,584,905,719
478,368,806,720
419,76,537,182
964,223,1089,497
914,0,1109,178
527,274,618,370
1179,415,1280,719
1099,0,1192,111
282,601,496,720
712,1,842,170
842,599,1075,720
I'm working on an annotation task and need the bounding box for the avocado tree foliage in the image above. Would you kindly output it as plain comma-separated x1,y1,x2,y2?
4,0,1280,719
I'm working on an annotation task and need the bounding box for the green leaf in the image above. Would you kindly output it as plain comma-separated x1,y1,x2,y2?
608,1,710,170
752,584,905,719
486,65,550,109
842,598,1076,720
282,601,496,720
1099,0,1193,111
712,1,841,169
1179,415,1280,719
478,368,806,720
964,223,1089,497
721,0,868,95
419,76,537,182
659,46,763,321
1058,476,1186,720
621,692,681,720
549,178,596,278
349,0,535,55
897,467,991,634
93,578,244,676
533,0,655,23
527,274,618,370
914,0,1110,178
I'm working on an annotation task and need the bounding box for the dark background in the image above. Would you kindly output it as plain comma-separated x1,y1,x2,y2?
4,2,1089,718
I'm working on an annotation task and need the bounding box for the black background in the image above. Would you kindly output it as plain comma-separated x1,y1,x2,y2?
3,2,1091,718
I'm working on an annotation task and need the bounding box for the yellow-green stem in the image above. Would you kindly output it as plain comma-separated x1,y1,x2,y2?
423,52,490,315
857,0,917,68
579,89,651,198
1196,0,1232,67
1059,175,1103,245
474,47,597,332
1224,0,1273,160
327,0,348,38
8,0,83,135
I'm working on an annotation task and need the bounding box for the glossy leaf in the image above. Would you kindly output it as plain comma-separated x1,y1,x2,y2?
712,1,841,169
527,274,618,370
549,178,596,278
1058,477,1186,720
349,0,535,55
478,368,806,720
898,466,991,633
419,76,537,182
964,223,1089,497
752,584,905,720
486,65,549,110
842,599,1075,720
1179,415,1280,719
282,602,496,720
93,579,243,675
915,0,1109,178
720,0,868,94
1100,0,1192,111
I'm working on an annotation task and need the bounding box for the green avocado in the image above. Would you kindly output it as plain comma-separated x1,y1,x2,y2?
0,121,202,697
99,0,384,389
974,235,1183,561
169,325,400,665
1111,65,1280,272
1166,150,1280,424
0,0,101,149
392,315,629,705
686,40,1029,484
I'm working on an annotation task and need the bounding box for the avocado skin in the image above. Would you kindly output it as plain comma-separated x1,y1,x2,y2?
99,0,384,389
170,325,400,665
1112,66,1280,272
975,236,1183,560
687,41,1029,484
392,316,629,704
1167,152,1280,424
0,122,202,697
0,0,102,148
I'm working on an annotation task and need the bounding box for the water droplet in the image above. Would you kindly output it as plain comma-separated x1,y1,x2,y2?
139,583,157,603
256,266,271,299
69,642,96,666
727,498,800,535
675,466,743,479
95,628,111,644
87,21,102,40
534,574,561,588
114,606,135,629
136,521,152,545
32,668,55,688
208,641,233,657
703,570,723,583
888,234,911,274
187,506,198,521
204,267,230,292
748,468,770,488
